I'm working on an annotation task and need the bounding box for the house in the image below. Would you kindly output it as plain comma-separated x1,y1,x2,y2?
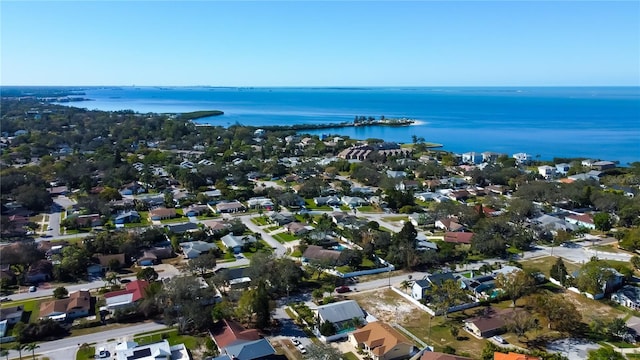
102,280,149,313
148,207,177,221
246,197,275,210
435,218,464,232
183,204,209,217
39,290,92,321
216,201,246,214
72,214,103,228
166,222,199,234
216,267,252,289
302,245,341,264
555,163,571,174
444,232,474,245
386,170,407,179
494,352,540,360
316,300,366,334
460,275,496,300
0,306,23,325
396,180,420,191
114,211,140,224
221,234,257,254
411,273,458,301
202,220,231,234
532,214,578,234
95,253,126,271
462,152,483,165
269,212,294,226
221,339,276,360
138,246,174,266
611,286,640,311
349,322,415,360
284,222,312,236
537,165,556,179
119,181,146,195
482,152,503,163
314,196,342,207
181,241,218,259
341,196,368,208
565,213,595,229
115,339,190,360
25,259,53,284
591,161,616,171
210,319,275,360
464,313,505,338
421,351,472,360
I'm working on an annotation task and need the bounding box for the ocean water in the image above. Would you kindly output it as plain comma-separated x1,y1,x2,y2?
64,87,640,165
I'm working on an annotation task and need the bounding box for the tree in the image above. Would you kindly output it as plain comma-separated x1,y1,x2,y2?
495,271,536,307
400,280,411,294
505,310,539,337
12,343,26,360
631,255,640,271
104,272,119,287
531,291,581,332
305,342,342,360
587,347,625,360
549,257,569,285
161,276,214,333
187,252,217,277
24,343,39,360
253,280,271,330
318,320,336,336
52,286,68,299
136,267,159,282
593,212,613,231
426,279,468,318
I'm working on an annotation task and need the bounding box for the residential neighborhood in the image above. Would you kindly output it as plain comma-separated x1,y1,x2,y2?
0,94,639,360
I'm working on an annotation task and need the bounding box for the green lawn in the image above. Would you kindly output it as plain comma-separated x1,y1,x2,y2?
342,352,359,360
251,216,270,226
304,199,332,211
266,226,280,232
1,298,43,323
382,215,409,222
160,216,189,224
520,256,581,277
356,206,380,213
134,328,200,348
273,232,298,242
76,345,96,360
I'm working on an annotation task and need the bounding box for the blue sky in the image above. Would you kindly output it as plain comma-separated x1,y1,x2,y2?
2,1,639,86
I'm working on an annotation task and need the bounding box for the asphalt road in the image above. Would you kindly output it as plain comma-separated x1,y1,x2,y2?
5,321,167,360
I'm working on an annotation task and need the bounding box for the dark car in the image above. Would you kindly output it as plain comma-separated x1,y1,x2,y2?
335,285,351,293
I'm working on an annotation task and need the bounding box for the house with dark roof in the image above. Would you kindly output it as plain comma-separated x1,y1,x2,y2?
315,300,366,335
114,210,140,224
284,222,312,236
165,222,199,234
611,285,640,311
463,309,506,338
269,212,294,226
184,204,209,217
349,322,415,360
411,273,458,301
39,290,92,321
0,306,23,325
94,253,126,271
202,220,231,234
302,245,341,264
215,201,246,214
25,259,53,284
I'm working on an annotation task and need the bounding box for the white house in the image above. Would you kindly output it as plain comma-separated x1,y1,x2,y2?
538,165,556,179
462,152,483,165
611,286,640,311
115,339,190,360
512,153,532,165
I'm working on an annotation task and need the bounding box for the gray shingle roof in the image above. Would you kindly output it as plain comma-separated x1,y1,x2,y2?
316,300,365,324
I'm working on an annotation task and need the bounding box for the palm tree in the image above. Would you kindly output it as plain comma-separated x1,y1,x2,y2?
13,343,26,360
25,343,39,360
400,280,411,294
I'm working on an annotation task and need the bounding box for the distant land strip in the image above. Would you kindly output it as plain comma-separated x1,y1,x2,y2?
178,110,224,120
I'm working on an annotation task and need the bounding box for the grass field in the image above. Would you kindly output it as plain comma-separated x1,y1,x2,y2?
134,328,200,348
273,233,298,242
520,256,581,277
1,297,44,323
251,216,270,226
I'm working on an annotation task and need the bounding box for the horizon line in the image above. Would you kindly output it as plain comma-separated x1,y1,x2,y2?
2,84,640,88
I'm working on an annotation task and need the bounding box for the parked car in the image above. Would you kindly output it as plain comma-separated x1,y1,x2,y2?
492,335,508,344
335,285,351,293
297,344,306,354
29,286,37,292
291,338,301,346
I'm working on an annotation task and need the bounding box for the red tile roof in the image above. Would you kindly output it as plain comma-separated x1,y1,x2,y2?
444,232,474,244
494,352,540,360
103,279,148,302
212,319,261,349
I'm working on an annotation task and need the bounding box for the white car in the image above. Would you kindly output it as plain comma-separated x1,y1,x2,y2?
291,338,301,346
297,344,306,354
492,335,508,344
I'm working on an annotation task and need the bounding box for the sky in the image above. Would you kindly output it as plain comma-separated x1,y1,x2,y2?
1,1,639,86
